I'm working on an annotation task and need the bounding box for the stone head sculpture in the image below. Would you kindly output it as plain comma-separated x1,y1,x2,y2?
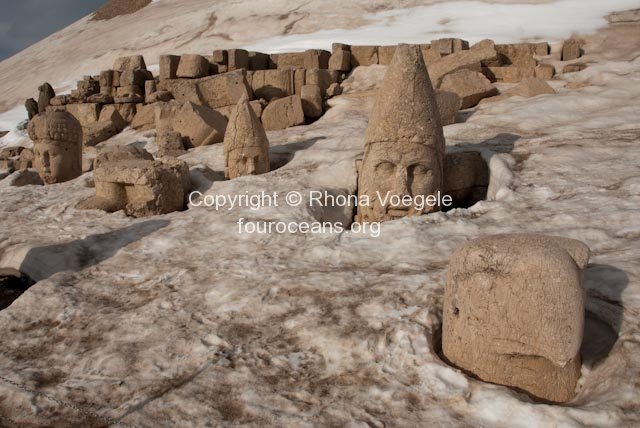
224,97,270,179
442,234,589,403
28,111,82,184
356,44,445,223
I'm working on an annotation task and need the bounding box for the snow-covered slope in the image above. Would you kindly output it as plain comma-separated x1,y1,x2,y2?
1,1,640,427
0,0,638,115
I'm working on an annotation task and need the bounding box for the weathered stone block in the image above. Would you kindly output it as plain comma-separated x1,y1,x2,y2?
443,234,589,403
300,84,323,118
172,102,228,147
304,49,330,69
350,45,378,67
228,49,249,71
328,50,351,72
177,54,210,78
113,55,146,71
440,69,498,108
261,95,305,131
159,55,180,80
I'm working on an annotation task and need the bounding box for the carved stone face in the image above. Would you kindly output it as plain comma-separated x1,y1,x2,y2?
357,141,443,222
226,146,269,179
33,140,82,185
28,111,82,185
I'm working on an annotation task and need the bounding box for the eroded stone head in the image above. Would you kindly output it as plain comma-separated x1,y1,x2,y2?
28,111,82,184
224,98,270,179
442,234,589,403
357,44,445,222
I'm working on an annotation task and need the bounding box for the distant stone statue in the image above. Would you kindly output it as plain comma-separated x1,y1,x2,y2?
224,98,270,179
356,44,445,222
27,111,82,184
37,82,56,113
442,234,590,403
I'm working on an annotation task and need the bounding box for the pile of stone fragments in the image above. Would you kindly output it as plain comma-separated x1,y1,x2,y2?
0,37,586,218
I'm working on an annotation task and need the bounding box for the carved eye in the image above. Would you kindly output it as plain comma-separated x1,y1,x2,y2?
375,161,395,174
410,165,431,178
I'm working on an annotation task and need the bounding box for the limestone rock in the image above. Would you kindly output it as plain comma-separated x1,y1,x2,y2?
506,78,556,98
37,83,56,114
172,102,228,147
49,95,69,107
248,51,270,71
439,69,498,109
94,145,154,170
99,105,128,132
357,44,445,223
25,98,38,120
114,85,144,103
482,65,536,83
228,49,249,71
305,69,339,97
443,151,489,205
66,103,101,127
535,64,556,80
248,69,295,101
431,38,469,55
326,82,342,98
261,95,305,131
563,63,588,74
79,158,190,217
304,49,330,69
83,122,118,147
216,100,265,121
435,90,462,126
157,131,187,158
145,80,157,98
119,69,151,87
350,46,379,67
113,55,147,71
17,148,34,170
0,169,43,187
492,43,539,67
198,70,253,108
161,70,253,109
377,45,397,65
442,234,589,403
329,50,351,72
300,85,323,118
270,52,306,69
154,100,182,135
561,39,582,61
130,104,156,130
159,55,180,80
177,54,210,78
114,103,137,124
429,39,498,87
99,70,114,87
86,93,114,105
146,91,174,104
224,98,270,179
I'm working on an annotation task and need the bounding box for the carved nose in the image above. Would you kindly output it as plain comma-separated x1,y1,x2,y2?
246,157,256,175
41,151,50,169
394,168,410,197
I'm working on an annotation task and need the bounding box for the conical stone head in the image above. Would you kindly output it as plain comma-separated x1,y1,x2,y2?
357,44,446,222
224,98,270,179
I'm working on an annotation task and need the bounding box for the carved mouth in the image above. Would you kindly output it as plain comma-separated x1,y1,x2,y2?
387,206,410,218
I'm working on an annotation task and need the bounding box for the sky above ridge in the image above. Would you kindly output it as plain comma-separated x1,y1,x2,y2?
0,0,105,61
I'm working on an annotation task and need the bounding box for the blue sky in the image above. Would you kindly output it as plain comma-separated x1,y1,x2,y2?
0,0,106,61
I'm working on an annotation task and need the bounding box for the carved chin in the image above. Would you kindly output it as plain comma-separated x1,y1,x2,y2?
386,207,411,219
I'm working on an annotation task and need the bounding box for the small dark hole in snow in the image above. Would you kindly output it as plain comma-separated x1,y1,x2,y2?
0,273,35,310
